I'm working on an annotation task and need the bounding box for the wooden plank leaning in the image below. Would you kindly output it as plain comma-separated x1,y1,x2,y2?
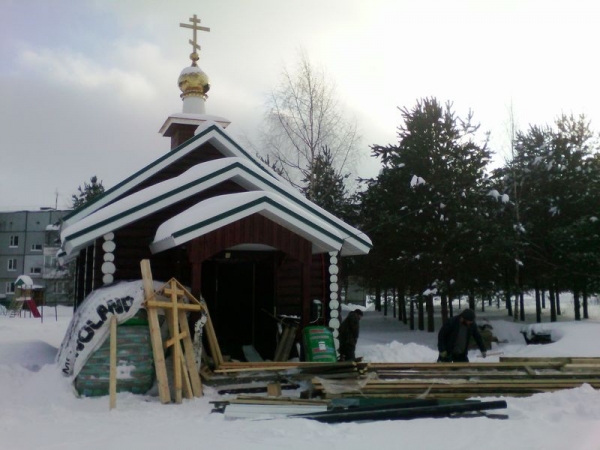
140,259,171,404
109,315,117,410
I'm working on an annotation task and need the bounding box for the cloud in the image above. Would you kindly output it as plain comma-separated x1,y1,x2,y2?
17,44,163,101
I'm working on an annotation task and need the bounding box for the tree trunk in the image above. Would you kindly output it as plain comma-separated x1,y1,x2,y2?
375,286,381,312
468,291,475,310
549,287,557,322
513,292,519,322
534,283,541,323
392,287,396,318
397,287,404,322
541,289,546,309
383,288,388,316
417,294,424,331
441,293,449,322
505,289,512,316
573,290,581,321
401,291,407,324
409,299,415,330
583,285,589,319
519,292,525,321
426,295,435,332
556,287,561,316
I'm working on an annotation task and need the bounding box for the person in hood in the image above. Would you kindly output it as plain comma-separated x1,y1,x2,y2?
437,308,487,362
338,309,363,361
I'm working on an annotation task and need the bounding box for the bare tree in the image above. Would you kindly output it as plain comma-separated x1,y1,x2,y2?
261,50,360,197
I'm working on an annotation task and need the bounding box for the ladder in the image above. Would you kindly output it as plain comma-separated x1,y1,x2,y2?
7,298,25,318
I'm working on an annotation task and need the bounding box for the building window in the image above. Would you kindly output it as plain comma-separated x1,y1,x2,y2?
45,255,58,268
9,236,19,248
7,259,17,271
31,244,43,251
6,282,15,294
30,267,42,275
54,281,66,294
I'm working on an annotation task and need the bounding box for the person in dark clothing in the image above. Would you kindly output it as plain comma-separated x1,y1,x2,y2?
437,308,487,362
338,309,363,361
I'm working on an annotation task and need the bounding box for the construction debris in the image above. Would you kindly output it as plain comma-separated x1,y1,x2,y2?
309,357,600,399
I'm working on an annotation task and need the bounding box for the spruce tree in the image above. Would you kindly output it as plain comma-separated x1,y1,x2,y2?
71,176,105,209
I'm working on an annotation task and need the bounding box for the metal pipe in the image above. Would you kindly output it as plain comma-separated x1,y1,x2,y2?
291,400,507,423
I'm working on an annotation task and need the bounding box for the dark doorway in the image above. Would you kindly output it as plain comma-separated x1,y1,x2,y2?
201,251,277,361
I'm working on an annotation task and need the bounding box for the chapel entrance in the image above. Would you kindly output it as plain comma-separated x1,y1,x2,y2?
201,250,278,361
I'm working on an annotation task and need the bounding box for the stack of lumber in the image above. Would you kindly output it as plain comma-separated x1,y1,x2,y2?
212,360,368,378
310,357,600,399
202,360,369,395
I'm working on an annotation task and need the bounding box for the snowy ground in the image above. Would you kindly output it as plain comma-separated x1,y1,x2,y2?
1,296,600,450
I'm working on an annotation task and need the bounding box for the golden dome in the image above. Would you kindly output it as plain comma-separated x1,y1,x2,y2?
178,59,210,99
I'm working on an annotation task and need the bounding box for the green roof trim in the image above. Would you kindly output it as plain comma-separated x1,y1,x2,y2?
170,196,344,246
63,163,237,243
62,124,271,222
62,160,371,251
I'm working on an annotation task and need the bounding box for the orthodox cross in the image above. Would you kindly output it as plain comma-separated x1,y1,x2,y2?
180,14,210,54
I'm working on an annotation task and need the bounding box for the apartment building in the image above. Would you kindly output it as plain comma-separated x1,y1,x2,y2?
0,209,71,306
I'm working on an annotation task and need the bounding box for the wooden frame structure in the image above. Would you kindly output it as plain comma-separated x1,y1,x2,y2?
140,259,225,403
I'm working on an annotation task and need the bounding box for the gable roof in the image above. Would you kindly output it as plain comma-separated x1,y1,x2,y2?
60,123,372,257
61,120,274,227
60,157,371,257
151,191,344,255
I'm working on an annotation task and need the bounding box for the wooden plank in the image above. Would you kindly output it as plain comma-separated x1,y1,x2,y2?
267,382,282,397
140,260,171,404
164,287,186,297
146,300,202,311
180,351,193,400
109,316,117,410
500,357,573,363
369,362,567,370
178,309,203,397
201,300,224,367
233,395,329,405
164,332,189,348
170,280,182,404
562,364,600,371
173,281,203,306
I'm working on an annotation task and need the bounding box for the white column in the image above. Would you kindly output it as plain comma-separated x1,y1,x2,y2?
101,233,116,285
327,252,341,351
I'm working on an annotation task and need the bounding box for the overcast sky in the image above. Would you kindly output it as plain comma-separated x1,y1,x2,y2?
1,0,599,211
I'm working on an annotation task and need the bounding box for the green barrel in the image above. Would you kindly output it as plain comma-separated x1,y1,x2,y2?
75,316,155,397
302,326,337,363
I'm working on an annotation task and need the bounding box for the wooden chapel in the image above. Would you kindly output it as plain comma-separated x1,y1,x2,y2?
58,15,371,360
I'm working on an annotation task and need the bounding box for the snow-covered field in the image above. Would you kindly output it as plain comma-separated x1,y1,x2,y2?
1,296,600,450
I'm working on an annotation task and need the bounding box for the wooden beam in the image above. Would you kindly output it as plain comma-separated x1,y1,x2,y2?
146,300,202,311
164,332,189,348
170,279,183,404
178,309,203,397
140,259,171,404
109,316,117,410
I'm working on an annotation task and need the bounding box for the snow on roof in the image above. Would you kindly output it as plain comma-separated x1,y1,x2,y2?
61,156,371,257
61,121,274,227
15,275,34,287
151,191,345,255
159,113,231,135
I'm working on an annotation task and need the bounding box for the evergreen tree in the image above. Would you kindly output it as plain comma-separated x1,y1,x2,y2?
71,176,105,209
301,146,350,219
364,98,494,328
